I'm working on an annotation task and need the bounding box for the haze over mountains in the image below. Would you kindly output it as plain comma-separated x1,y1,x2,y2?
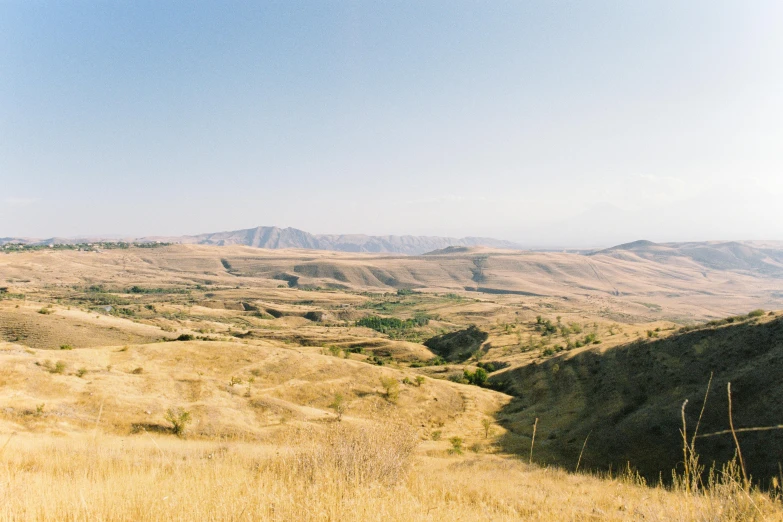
3,226,783,278
1,225,526,255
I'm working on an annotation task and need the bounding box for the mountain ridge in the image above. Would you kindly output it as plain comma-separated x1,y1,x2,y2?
0,226,527,255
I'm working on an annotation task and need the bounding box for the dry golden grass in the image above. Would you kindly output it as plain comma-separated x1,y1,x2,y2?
1,429,780,521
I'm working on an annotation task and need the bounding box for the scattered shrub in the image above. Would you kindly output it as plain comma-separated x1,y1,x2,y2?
462,367,488,386
449,436,464,455
329,392,346,421
379,377,400,403
164,407,191,437
481,418,493,439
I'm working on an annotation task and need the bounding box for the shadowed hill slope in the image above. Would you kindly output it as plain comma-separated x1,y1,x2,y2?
493,314,783,484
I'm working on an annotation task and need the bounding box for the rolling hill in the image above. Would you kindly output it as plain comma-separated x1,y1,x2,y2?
591,239,783,276
493,313,783,484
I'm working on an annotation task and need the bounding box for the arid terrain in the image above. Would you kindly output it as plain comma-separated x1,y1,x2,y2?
1,243,783,520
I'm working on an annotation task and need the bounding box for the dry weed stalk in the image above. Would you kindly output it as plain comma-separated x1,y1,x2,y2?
727,382,749,490
575,431,591,473
529,417,538,465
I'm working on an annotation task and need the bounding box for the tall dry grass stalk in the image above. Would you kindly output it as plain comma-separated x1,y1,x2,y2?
529,417,538,465
727,382,749,490
575,430,590,473
679,372,713,494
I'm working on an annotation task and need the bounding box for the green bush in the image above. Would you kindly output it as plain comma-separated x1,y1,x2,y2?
356,314,430,336
748,309,765,318
164,407,192,437
462,367,488,386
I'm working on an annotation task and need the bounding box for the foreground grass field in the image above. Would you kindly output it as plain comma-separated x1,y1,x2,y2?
2,428,780,521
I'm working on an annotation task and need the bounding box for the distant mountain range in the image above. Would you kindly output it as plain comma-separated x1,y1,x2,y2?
590,239,783,276
172,226,528,254
3,227,783,273
0,226,526,256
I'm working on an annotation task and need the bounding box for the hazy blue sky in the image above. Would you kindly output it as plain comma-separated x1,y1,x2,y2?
2,1,782,247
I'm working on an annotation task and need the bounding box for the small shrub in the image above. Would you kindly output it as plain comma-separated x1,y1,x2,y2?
176,334,194,341
38,307,54,315
431,430,442,441
748,309,765,318
76,368,87,378
448,373,468,384
245,376,255,397
379,377,400,403
415,375,425,387
35,403,45,416
131,367,144,375
449,436,464,455
59,344,73,350
462,368,488,386
481,418,493,439
164,407,192,437
329,392,346,421
50,361,66,374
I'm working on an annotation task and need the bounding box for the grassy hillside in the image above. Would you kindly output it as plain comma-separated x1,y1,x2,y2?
493,312,783,485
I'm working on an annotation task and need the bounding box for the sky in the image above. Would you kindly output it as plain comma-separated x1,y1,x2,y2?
1,1,782,248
